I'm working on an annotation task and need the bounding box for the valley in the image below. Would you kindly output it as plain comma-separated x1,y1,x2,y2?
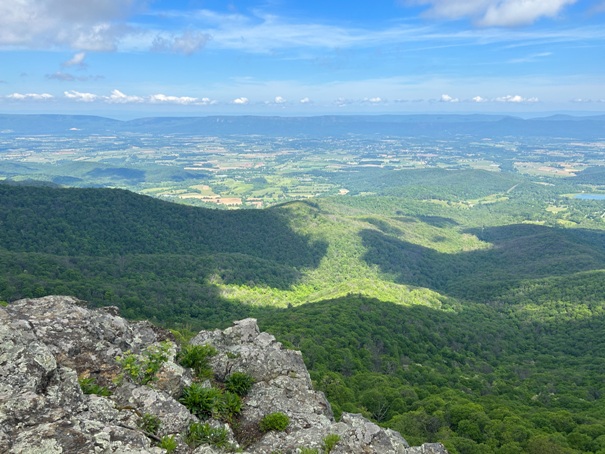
1,114,604,453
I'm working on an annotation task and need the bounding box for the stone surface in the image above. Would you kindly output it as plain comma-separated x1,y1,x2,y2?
0,296,449,454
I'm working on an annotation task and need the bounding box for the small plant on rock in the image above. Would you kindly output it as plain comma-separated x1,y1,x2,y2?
299,448,319,454
158,435,178,452
185,422,230,449
180,383,242,422
259,412,290,432
225,371,255,397
323,434,341,453
78,376,111,396
217,391,242,423
117,341,172,385
180,383,222,419
178,344,217,379
138,412,161,435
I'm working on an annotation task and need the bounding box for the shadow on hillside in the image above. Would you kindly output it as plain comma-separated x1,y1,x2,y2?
0,184,328,291
360,223,605,302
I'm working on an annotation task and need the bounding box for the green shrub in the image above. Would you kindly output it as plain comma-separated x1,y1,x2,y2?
178,344,217,379
158,435,178,452
180,383,242,422
138,413,161,435
180,383,222,419
78,376,111,396
217,391,242,422
323,434,341,453
225,372,255,397
259,412,290,432
185,422,230,449
300,448,319,454
117,341,172,385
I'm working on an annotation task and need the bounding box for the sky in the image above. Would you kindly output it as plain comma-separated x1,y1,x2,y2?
0,0,604,118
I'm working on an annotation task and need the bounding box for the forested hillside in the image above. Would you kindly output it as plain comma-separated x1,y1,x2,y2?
1,171,605,454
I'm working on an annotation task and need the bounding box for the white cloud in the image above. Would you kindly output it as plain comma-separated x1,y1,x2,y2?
64,90,98,102
149,93,199,105
494,94,539,103
0,0,145,50
62,90,217,105
334,97,354,107
367,97,385,103
440,93,459,102
199,97,217,105
274,96,287,104
7,92,54,101
407,0,577,27
63,52,87,68
151,31,211,55
232,97,249,105
472,95,488,102
299,97,312,104
106,89,144,104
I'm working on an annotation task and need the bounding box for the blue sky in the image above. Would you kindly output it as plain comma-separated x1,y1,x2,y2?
0,0,604,117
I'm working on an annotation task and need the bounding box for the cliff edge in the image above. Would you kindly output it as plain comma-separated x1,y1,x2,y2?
0,296,448,454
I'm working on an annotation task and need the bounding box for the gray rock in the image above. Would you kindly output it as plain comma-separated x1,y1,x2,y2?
1,297,448,454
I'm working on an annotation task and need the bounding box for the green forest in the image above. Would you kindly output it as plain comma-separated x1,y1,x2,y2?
1,166,605,454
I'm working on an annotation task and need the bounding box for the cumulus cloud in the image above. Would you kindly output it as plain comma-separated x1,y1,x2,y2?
299,97,312,104
334,97,353,107
406,0,577,26
63,52,87,68
366,97,385,103
0,0,146,50
149,93,199,105
440,94,459,103
64,90,98,102
472,95,488,103
106,89,144,103
198,97,217,105
6,92,54,101
152,31,211,55
232,97,249,105
274,96,287,104
495,94,539,103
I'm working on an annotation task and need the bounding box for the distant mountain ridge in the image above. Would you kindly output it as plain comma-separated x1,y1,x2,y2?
1,113,604,138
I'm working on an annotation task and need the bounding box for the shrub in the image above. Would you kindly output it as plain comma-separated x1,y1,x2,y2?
178,344,217,379
259,412,290,432
323,434,341,453
180,383,222,419
300,448,319,454
218,391,242,422
117,341,172,385
225,372,255,397
185,422,230,449
158,435,178,452
138,413,161,435
180,383,241,422
78,376,111,396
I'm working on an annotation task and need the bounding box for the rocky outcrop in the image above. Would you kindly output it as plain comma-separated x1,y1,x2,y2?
0,296,449,454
